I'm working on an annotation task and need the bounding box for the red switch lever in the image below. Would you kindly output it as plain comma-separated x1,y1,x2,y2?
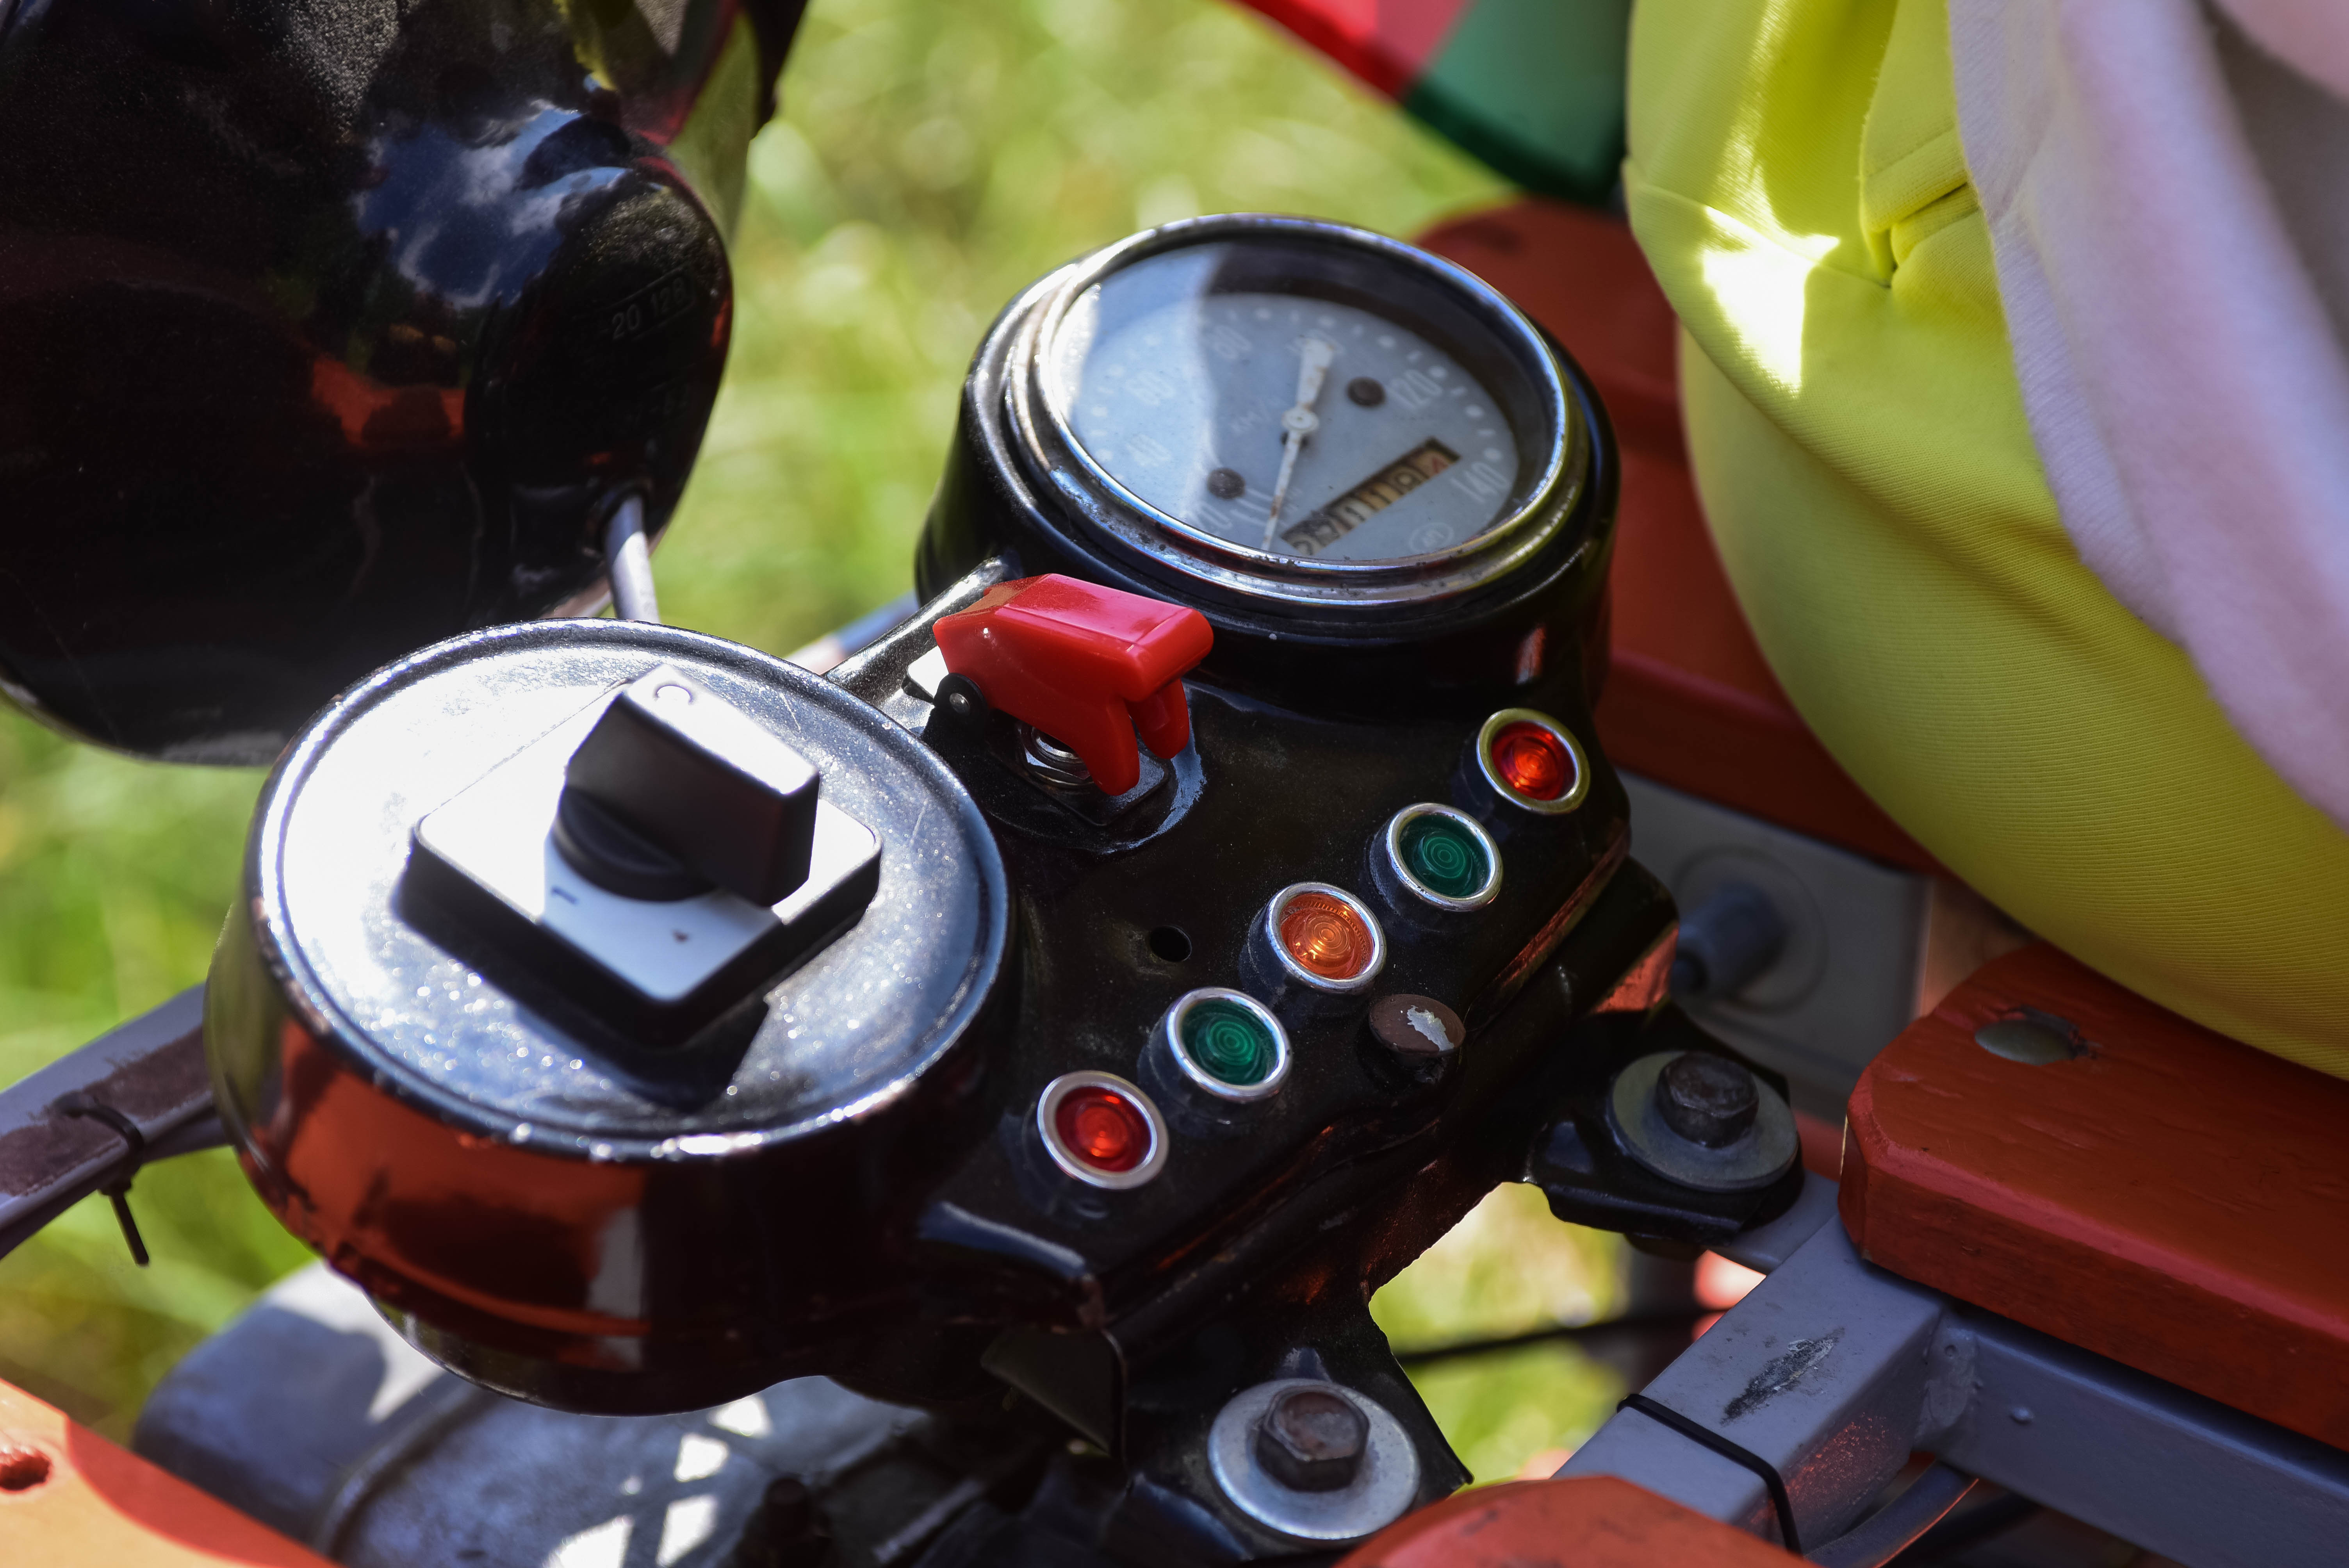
933,575,1213,795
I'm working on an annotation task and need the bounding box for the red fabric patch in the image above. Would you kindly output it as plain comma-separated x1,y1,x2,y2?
1230,0,1473,98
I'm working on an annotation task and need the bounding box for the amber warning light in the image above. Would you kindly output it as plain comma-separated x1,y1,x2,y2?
1278,890,1380,983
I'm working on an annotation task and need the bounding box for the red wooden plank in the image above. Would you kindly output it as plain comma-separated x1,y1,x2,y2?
0,1379,333,1567
1841,943,2349,1449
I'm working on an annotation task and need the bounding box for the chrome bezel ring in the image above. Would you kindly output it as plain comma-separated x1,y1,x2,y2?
1160,987,1292,1103
1381,803,1503,911
1037,1070,1169,1190
1474,707,1590,815
1003,214,1587,613
1261,882,1387,994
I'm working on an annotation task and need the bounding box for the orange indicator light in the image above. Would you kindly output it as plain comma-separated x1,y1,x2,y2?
1278,891,1378,982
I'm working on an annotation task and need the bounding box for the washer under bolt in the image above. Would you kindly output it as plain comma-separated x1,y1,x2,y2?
1254,1385,1369,1492
1654,1052,1759,1148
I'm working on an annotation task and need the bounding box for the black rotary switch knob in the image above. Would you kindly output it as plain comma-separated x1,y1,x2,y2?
555,666,822,905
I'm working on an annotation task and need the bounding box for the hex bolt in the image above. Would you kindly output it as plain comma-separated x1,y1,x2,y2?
1654,1051,1759,1148
1253,1385,1369,1493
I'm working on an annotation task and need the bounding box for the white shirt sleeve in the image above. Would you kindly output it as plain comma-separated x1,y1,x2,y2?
1950,0,2349,829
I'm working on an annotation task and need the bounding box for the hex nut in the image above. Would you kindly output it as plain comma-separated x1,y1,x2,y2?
1654,1051,1759,1148
1253,1385,1369,1493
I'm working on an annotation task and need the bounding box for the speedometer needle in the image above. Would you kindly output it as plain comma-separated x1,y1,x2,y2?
1262,336,1337,548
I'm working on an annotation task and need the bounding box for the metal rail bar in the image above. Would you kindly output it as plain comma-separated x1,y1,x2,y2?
0,986,225,1261
1564,1208,2349,1567
603,495,660,624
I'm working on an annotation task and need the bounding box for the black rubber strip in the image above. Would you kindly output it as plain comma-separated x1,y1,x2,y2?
1618,1392,1802,1554
60,1094,147,1160
59,1093,151,1267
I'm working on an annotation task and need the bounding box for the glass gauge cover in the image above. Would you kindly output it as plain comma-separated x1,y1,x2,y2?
1007,216,1584,611
1059,283,1518,561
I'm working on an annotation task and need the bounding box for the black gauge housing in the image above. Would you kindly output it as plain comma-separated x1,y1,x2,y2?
916,216,1619,723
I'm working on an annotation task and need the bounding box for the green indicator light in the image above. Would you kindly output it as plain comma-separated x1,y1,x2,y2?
1400,814,1491,899
1180,1000,1277,1086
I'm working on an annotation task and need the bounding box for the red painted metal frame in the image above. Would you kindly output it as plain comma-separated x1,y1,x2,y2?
1229,1,1472,98
1841,942,2349,1451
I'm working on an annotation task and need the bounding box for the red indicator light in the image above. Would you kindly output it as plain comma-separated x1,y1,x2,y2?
1278,891,1378,982
1054,1084,1152,1173
1490,721,1571,801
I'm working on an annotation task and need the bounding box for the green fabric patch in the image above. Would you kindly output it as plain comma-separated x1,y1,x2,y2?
1403,0,1630,207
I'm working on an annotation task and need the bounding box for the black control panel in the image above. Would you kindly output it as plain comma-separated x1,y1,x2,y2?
201,218,1805,1560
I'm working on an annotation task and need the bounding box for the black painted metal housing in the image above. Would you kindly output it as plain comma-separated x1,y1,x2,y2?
195,215,1800,1559
916,251,1620,730
0,0,802,759
207,620,1012,1413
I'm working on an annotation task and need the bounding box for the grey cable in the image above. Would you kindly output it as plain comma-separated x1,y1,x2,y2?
604,494,660,623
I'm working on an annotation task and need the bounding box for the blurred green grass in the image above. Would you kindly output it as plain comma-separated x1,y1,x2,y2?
659,0,1516,647
0,0,1624,1477
1371,1183,1629,1482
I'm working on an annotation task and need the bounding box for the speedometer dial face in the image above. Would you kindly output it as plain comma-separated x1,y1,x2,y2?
1002,217,1581,611
1045,243,1533,564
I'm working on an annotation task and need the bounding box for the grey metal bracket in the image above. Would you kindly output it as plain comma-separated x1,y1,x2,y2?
1563,1192,2349,1566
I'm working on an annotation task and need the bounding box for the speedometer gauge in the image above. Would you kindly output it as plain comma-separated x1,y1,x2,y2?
1055,278,1522,564
920,214,1612,707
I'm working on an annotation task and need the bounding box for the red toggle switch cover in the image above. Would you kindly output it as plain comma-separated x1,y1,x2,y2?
933,575,1213,795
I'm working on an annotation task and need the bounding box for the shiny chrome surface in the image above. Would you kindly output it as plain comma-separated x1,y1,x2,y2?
999,216,1585,612
1475,706,1592,815
1258,881,1388,995
1034,1070,1169,1190
1379,803,1503,912
1156,987,1292,1104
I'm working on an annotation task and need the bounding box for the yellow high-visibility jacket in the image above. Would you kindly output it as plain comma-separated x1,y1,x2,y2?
1625,0,2349,1074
